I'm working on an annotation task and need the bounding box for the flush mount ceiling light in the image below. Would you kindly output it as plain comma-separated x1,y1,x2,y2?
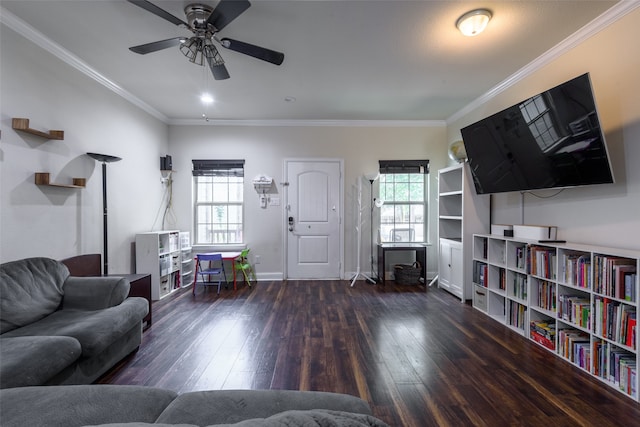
456,9,492,36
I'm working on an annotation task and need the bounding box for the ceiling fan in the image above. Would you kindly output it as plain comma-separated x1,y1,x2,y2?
127,0,284,80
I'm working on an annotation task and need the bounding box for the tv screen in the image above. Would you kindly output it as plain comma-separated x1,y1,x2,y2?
461,73,614,194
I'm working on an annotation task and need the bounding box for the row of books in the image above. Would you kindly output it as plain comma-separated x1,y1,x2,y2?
498,267,506,291
509,301,526,330
535,280,556,312
558,328,590,370
593,255,637,302
593,340,637,398
514,246,526,270
561,253,591,289
473,261,488,287
593,297,637,349
529,246,557,280
530,320,556,351
511,272,527,300
558,295,591,329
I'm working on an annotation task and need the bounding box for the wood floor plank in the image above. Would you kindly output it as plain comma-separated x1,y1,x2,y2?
98,280,640,426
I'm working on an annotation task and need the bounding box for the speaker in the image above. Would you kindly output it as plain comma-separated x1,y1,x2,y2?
160,155,172,171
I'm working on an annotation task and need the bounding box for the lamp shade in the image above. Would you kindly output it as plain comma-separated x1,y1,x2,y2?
456,9,492,36
87,152,122,163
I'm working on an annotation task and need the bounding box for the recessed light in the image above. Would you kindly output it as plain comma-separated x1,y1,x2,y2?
200,93,214,104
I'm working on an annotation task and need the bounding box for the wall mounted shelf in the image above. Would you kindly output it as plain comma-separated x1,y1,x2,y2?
12,118,64,140
35,173,85,189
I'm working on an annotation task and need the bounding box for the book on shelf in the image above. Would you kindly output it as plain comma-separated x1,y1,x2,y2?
515,246,526,270
473,261,488,287
530,246,557,279
558,295,590,329
537,280,556,312
530,320,556,350
594,255,636,298
558,329,590,362
625,273,637,302
562,253,591,288
594,297,637,349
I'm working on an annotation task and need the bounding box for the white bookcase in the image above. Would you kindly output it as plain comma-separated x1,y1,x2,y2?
135,230,183,300
472,234,639,401
437,163,490,301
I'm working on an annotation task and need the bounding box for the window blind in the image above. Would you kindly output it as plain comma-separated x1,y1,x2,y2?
379,160,429,174
192,159,245,177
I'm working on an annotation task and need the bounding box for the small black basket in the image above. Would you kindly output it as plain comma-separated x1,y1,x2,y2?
393,261,422,285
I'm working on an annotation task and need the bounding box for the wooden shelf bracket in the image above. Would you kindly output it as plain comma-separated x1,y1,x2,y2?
12,118,64,140
35,173,86,189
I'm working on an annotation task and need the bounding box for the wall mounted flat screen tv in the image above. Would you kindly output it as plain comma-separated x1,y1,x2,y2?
461,73,614,194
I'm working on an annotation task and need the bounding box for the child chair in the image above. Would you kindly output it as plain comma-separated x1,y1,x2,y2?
234,248,256,286
193,253,227,295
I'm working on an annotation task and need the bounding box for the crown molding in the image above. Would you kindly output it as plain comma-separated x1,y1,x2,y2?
0,7,169,123
4,1,636,128
446,0,640,125
168,118,446,127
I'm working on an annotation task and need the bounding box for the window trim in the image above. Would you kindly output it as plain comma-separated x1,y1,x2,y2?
192,159,245,246
378,160,429,243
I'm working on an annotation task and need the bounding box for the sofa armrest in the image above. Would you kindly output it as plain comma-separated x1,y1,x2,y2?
62,276,130,310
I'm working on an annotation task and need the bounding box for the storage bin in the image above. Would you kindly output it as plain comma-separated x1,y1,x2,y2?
473,285,488,312
393,262,422,285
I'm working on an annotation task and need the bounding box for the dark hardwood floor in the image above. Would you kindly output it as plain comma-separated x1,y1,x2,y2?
99,280,640,426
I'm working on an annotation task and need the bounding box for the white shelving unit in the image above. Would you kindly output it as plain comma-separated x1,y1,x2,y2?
437,163,490,301
180,231,194,288
135,230,182,300
472,234,639,401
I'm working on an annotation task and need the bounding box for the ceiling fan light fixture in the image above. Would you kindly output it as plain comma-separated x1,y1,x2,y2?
456,9,492,36
180,37,202,63
203,40,225,67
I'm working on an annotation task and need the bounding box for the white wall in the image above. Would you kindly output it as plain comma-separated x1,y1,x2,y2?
0,26,169,272
168,124,448,279
447,8,640,251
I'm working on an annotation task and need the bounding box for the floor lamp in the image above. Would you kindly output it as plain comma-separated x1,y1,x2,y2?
365,172,380,282
87,152,122,275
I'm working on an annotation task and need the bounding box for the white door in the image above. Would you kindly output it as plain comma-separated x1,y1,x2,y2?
285,160,342,279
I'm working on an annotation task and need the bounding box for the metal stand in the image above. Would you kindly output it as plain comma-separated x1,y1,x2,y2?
351,176,375,286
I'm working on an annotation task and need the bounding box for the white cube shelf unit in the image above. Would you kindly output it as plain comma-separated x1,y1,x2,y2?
472,234,639,401
136,230,184,300
179,231,194,288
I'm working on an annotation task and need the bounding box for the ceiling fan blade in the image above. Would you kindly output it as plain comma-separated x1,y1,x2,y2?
220,38,284,65
129,37,183,54
206,0,251,31
127,0,188,27
206,57,230,80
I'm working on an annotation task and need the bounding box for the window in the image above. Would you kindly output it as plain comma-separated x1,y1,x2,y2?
519,94,561,152
378,160,429,243
192,160,244,245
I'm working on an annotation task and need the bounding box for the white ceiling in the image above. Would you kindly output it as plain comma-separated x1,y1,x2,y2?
1,1,624,124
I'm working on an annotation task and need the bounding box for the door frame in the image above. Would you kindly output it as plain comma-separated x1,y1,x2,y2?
282,158,344,280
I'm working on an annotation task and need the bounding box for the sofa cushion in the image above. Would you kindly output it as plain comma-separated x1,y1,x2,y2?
155,389,373,425
1,298,148,357
0,257,69,333
0,336,81,388
0,385,178,427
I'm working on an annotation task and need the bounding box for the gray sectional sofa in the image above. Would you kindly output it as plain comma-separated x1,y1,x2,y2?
0,385,390,426
0,257,149,388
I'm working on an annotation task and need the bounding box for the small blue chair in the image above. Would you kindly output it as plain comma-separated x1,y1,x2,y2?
193,253,227,295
